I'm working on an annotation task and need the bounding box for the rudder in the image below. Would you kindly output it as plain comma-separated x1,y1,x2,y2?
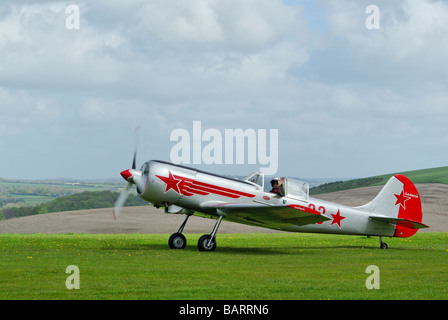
393,174,424,237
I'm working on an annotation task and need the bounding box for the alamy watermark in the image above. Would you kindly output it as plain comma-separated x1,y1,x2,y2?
365,265,380,289
66,5,80,30
64,4,380,31
170,121,278,175
66,265,80,289
365,5,380,30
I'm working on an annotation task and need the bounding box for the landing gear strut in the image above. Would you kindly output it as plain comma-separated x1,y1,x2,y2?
168,214,191,249
168,214,224,251
198,216,223,252
379,236,388,249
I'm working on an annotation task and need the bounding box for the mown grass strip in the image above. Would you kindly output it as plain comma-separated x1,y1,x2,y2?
0,232,446,300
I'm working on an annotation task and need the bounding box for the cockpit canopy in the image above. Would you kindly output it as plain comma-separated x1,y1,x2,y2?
271,177,309,201
244,172,264,189
283,178,309,202
243,172,309,201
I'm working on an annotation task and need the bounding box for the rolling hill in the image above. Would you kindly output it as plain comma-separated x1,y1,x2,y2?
1,166,446,221
310,166,448,195
1,167,447,233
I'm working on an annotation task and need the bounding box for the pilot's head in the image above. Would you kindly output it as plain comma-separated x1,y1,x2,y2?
270,178,280,187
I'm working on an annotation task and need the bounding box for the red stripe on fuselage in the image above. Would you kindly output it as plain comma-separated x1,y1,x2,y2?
188,185,241,198
173,174,255,199
192,180,256,198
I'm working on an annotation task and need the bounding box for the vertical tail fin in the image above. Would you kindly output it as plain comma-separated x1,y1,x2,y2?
357,174,427,238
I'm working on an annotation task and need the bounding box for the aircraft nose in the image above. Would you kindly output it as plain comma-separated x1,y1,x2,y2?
120,169,133,181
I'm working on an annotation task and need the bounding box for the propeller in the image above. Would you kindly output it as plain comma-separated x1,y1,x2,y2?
113,181,132,220
113,126,144,220
132,125,141,170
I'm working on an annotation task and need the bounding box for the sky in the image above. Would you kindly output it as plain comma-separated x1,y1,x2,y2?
0,0,447,180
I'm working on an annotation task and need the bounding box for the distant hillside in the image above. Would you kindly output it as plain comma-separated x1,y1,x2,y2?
0,177,123,209
2,166,446,219
0,191,147,220
310,166,448,195
373,166,448,185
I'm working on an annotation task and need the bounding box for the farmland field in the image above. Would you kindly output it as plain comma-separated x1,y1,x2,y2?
0,178,123,209
0,232,446,300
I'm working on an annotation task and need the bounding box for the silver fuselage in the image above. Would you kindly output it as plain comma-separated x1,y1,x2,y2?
137,160,396,237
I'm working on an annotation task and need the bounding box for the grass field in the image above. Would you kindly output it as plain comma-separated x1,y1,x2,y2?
0,232,446,300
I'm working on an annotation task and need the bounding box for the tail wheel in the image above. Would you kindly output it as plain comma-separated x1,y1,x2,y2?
198,234,216,252
379,236,388,249
169,233,187,249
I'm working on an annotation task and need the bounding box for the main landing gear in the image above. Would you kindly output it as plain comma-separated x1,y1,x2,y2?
197,216,223,252
168,214,223,252
168,214,190,249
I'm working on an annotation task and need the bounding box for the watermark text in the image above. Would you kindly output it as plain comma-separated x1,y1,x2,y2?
365,5,380,30
170,121,278,175
66,265,80,289
66,5,80,30
365,265,380,289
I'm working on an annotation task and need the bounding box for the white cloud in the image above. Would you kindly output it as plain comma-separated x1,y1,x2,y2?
136,0,305,48
324,0,448,71
0,0,447,179
0,2,127,91
0,88,60,129
137,0,224,43
79,98,148,123
227,42,308,82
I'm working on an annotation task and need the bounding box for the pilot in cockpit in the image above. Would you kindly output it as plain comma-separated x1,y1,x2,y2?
269,177,285,195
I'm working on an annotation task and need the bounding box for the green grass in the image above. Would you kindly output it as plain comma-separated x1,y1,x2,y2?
0,233,446,300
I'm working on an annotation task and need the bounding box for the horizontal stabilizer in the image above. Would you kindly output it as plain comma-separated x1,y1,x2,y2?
369,216,429,230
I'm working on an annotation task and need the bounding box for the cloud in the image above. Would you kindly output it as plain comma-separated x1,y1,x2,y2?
136,0,305,48
0,0,308,109
0,88,61,133
79,98,147,123
321,0,448,83
0,0,447,179
0,2,127,91
137,0,224,44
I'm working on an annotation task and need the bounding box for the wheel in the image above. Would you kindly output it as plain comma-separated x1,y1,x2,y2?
380,241,388,249
197,234,216,252
169,233,187,249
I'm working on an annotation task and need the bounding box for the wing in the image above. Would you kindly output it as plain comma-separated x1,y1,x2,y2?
201,202,331,230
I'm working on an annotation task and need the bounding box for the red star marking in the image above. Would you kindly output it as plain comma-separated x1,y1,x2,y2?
394,190,411,210
330,209,346,228
155,171,182,194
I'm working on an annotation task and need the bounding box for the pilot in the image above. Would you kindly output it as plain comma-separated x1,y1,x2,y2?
269,177,285,195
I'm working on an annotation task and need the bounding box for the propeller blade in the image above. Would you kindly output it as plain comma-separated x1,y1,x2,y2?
113,181,132,220
132,125,141,170
116,125,142,220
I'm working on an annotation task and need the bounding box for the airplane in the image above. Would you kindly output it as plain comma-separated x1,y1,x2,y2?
114,149,428,252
